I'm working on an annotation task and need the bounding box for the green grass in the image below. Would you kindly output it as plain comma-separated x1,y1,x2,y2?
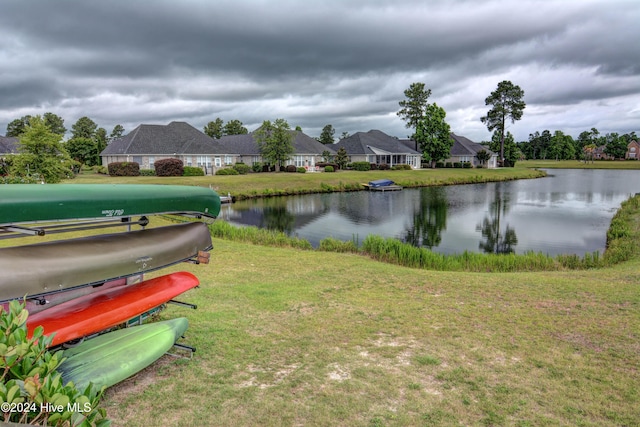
9,167,640,425
67,167,546,200
97,223,640,426
517,159,640,170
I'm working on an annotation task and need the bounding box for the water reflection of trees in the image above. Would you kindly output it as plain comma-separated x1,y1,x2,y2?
404,187,448,248
476,187,518,254
261,200,295,235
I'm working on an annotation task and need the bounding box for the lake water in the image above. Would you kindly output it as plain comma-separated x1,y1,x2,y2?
220,169,640,256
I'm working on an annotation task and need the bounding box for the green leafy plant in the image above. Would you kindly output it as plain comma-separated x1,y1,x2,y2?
182,166,205,176
0,300,109,426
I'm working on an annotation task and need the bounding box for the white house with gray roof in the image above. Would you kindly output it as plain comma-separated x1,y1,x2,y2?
333,130,422,169
100,121,334,174
446,133,497,168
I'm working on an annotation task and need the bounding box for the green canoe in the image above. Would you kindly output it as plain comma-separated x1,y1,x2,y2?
58,317,189,390
0,184,221,227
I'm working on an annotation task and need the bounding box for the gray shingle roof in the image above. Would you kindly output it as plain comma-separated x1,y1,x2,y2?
100,123,331,157
0,136,18,155
334,130,420,155
100,122,223,156
449,133,494,156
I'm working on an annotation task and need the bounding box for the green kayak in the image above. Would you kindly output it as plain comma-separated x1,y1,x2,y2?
58,317,189,390
0,184,221,226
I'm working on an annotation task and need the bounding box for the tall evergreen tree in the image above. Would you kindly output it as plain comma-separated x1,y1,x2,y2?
254,119,294,171
223,119,248,135
397,82,432,138
109,124,125,141
71,116,98,139
318,124,335,145
204,118,224,138
481,80,525,166
43,112,66,136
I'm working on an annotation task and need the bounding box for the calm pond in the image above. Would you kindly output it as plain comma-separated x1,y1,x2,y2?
220,169,640,256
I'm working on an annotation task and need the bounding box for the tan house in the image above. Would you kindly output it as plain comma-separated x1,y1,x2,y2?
100,121,334,174
626,140,639,160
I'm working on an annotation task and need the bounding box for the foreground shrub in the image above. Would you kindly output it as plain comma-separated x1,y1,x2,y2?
1,174,43,184
0,300,109,426
154,158,183,177
285,165,297,173
233,163,250,175
252,163,263,173
391,164,412,170
216,168,239,175
352,161,371,171
108,162,139,176
139,169,155,176
297,167,306,173
183,166,205,176
324,166,334,172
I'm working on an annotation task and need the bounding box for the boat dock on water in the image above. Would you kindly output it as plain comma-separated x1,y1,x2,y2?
362,179,403,192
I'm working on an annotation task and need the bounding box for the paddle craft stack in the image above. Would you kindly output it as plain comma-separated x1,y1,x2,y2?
0,184,220,390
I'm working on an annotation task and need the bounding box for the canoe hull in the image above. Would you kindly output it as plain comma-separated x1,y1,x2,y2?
27,271,199,347
0,222,212,302
59,318,189,390
0,184,221,226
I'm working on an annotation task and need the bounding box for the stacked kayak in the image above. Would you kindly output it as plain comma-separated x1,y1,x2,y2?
0,184,219,390
59,317,190,390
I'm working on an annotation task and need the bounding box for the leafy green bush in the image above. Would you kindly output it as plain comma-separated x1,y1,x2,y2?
352,162,371,171
296,167,306,173
0,300,109,426
453,162,462,168
107,162,140,177
216,168,239,175
183,166,205,176
139,169,155,176
445,162,453,168
233,163,250,175
378,164,390,170
463,162,473,168
324,166,334,172
0,175,43,184
154,158,183,177
251,163,263,173
435,162,444,168
391,164,412,170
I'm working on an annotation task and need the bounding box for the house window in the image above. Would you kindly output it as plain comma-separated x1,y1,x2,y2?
293,156,305,167
149,157,155,169
224,155,233,165
186,158,192,167
197,156,212,167
214,157,222,167
133,156,142,165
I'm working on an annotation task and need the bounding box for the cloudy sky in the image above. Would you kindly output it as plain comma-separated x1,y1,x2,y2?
1,0,638,142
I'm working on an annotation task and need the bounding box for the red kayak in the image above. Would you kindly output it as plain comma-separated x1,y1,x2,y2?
27,271,199,347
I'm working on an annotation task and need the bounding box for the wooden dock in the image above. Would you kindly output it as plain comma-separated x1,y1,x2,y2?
362,183,403,192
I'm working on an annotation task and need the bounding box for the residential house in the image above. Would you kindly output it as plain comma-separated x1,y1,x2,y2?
0,136,18,157
593,145,612,160
100,121,334,174
625,140,639,160
444,133,497,168
333,130,421,169
333,130,496,169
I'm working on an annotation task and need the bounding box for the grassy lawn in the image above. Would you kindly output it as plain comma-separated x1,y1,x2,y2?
518,159,640,170
10,166,639,425
96,218,640,426
67,168,545,200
